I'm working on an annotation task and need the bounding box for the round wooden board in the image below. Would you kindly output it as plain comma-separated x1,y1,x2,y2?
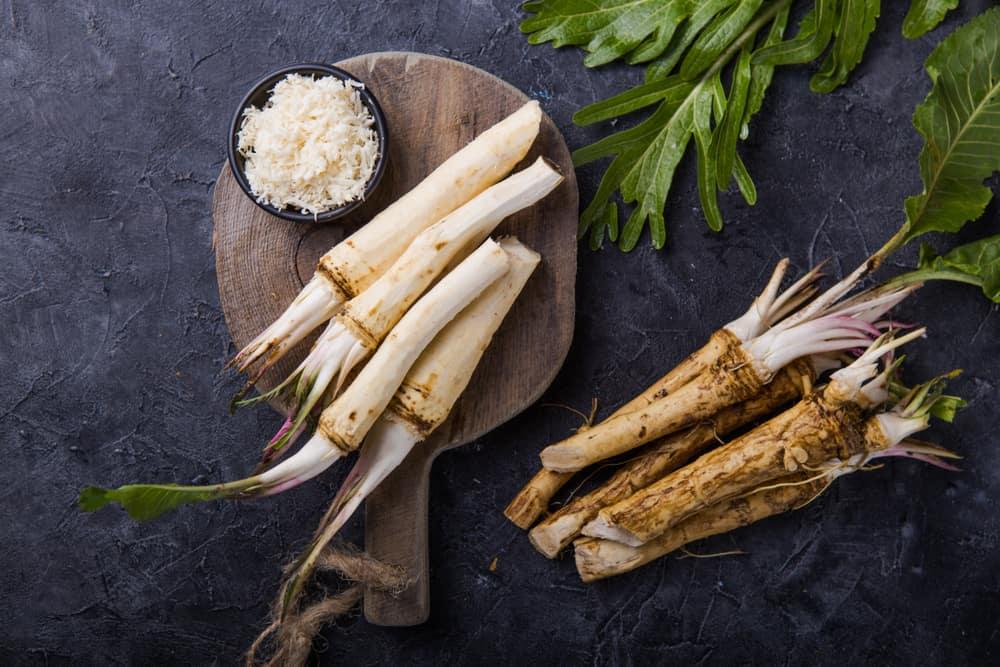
212,52,578,626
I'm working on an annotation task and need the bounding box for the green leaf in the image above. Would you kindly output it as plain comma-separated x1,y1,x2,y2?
573,95,696,250
712,46,753,188
618,95,698,249
577,152,634,240
573,98,678,164
628,13,686,64
520,0,699,68
573,0,791,249
888,369,965,423
913,235,1000,302
693,85,725,231
520,0,637,49
929,394,967,423
733,152,758,204
585,2,694,67
903,370,966,422
918,237,998,277
587,201,620,249
78,478,259,522
810,0,880,93
573,75,695,125
903,0,959,39
741,5,790,138
902,8,1000,243
752,0,838,66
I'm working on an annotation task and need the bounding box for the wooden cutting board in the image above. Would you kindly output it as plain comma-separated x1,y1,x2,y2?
212,51,577,626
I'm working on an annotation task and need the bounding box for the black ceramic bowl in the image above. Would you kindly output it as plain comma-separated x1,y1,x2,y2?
227,63,389,224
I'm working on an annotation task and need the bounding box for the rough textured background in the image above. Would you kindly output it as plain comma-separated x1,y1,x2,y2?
1,1,998,664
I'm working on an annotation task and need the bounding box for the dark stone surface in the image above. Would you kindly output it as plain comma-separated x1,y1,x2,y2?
2,1,998,664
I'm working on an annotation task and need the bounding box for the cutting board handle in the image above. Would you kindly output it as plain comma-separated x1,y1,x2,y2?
363,437,439,626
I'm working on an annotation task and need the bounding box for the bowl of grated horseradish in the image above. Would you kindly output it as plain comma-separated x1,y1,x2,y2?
227,63,389,224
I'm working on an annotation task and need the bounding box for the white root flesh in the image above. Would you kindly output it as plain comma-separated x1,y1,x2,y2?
247,238,516,495
231,276,344,375
338,158,559,347
724,258,824,342
311,418,418,534
389,238,542,433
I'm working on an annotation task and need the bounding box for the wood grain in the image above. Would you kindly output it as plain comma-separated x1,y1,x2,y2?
212,51,577,626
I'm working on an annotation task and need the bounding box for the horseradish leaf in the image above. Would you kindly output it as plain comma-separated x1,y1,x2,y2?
903,0,960,39
902,8,1000,242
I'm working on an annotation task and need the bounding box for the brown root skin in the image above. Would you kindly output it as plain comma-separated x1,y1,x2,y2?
334,309,379,350
532,427,714,557
504,404,595,530
317,417,362,455
862,415,892,452
588,384,867,545
575,394,933,581
503,468,573,529
316,258,364,302
505,330,739,530
616,329,738,413
575,475,825,582
528,359,815,558
540,344,765,473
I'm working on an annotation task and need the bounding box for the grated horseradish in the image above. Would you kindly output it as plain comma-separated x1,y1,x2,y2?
238,73,379,216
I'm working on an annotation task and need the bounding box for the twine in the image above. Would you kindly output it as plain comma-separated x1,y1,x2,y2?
246,543,411,667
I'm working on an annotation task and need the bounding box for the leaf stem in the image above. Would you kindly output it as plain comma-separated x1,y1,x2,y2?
884,267,984,289
869,223,912,270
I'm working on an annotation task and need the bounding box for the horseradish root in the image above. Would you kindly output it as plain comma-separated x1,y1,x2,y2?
583,331,926,546
528,358,816,558
574,476,825,582
538,275,919,474
538,313,884,473
316,238,509,453
574,373,962,581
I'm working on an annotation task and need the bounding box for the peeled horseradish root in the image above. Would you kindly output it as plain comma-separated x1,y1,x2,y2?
81,101,562,529
241,157,563,461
